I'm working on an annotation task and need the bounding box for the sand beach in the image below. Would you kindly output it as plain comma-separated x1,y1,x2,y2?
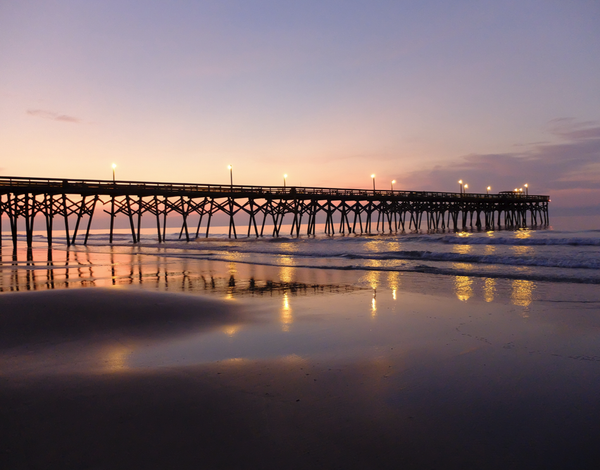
2,232,600,469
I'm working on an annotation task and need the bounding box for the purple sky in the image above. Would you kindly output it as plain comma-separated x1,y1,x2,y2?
1,1,599,214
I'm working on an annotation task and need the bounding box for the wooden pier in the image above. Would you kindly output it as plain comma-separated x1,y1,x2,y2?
0,176,550,248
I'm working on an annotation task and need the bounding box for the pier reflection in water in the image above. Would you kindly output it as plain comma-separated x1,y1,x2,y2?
0,244,360,300
0,242,548,312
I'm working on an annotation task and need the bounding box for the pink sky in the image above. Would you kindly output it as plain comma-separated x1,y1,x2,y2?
1,1,599,215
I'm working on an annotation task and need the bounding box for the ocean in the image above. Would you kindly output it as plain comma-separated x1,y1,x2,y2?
3,217,600,292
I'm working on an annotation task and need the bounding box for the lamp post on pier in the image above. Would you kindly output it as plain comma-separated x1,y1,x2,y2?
464,184,468,194
391,180,396,192
487,186,491,194
524,183,528,195
458,180,463,194
371,174,376,193
284,174,288,189
228,165,233,188
112,163,116,182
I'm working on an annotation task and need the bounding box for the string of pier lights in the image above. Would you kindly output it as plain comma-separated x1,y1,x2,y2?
108,165,532,198
224,167,402,194
225,166,530,197
458,180,530,195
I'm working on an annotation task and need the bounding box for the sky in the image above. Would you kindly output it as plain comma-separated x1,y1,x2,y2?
1,0,599,214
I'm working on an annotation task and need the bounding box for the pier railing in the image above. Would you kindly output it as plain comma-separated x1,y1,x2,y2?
0,176,549,202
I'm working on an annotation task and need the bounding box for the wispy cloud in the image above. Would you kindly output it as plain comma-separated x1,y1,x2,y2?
402,119,600,208
26,109,81,123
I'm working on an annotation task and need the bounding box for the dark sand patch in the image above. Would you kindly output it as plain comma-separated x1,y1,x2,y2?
0,287,250,348
0,288,256,376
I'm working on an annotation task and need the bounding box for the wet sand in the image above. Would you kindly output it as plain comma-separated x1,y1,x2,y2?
2,283,600,469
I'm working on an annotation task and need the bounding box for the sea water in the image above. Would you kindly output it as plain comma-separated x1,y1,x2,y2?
78,219,600,285
3,217,600,292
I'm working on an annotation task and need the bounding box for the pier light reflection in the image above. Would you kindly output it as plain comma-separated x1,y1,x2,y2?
484,245,496,255
361,270,381,291
104,345,131,372
453,244,472,255
279,265,294,283
225,265,237,299
364,240,383,252
484,278,496,303
222,276,235,299
278,254,294,265
381,241,401,252
387,271,400,300
371,290,377,317
358,271,381,317
511,279,535,308
279,243,299,253
228,262,237,276
454,275,473,301
281,292,293,331
512,245,533,256
366,259,384,271
224,252,246,262
223,325,241,337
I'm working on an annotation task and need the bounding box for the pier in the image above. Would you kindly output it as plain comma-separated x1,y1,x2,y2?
0,176,549,248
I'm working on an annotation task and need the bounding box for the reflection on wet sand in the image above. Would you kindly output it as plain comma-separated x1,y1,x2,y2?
511,279,535,308
223,325,240,337
279,265,294,283
388,271,400,300
371,291,377,317
484,278,496,303
1,243,552,310
454,275,473,301
1,246,360,299
104,345,131,372
361,269,381,290
359,270,381,317
281,292,293,331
